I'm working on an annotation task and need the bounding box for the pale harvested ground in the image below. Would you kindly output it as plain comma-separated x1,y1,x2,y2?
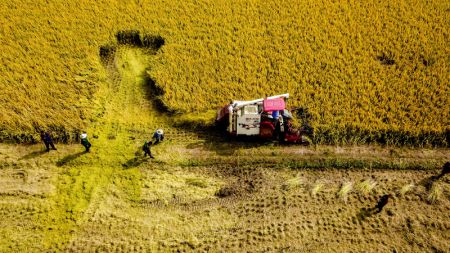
0,143,449,252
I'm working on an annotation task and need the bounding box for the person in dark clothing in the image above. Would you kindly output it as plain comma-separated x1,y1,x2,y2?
275,115,287,143
40,131,57,152
80,133,91,152
142,140,154,158
375,194,393,213
435,162,450,180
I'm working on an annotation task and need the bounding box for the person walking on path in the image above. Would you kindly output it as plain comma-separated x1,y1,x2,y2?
142,140,154,158
80,132,92,152
435,162,450,180
153,129,164,144
40,131,57,152
375,194,393,213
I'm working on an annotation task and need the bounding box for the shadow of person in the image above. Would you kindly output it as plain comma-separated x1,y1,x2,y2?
122,156,148,169
418,176,437,191
186,141,205,150
56,151,87,167
356,207,378,222
19,150,48,160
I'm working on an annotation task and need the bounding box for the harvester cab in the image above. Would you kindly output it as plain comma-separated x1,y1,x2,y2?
216,93,308,144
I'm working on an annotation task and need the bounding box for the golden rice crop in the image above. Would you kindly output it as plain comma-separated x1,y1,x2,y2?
1,0,448,145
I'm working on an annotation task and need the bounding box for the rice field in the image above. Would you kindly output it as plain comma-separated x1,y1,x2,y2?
1,0,449,145
1,2,449,251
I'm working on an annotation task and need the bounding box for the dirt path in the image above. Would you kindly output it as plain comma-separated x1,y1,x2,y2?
55,47,172,249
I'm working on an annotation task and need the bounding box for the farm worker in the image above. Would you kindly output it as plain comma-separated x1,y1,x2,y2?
80,132,92,152
40,131,57,152
153,129,164,144
227,101,234,112
435,162,450,180
274,115,285,142
375,194,393,213
142,140,154,158
272,110,280,119
227,101,234,132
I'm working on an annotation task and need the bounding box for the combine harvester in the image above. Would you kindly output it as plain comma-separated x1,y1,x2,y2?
216,93,309,144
